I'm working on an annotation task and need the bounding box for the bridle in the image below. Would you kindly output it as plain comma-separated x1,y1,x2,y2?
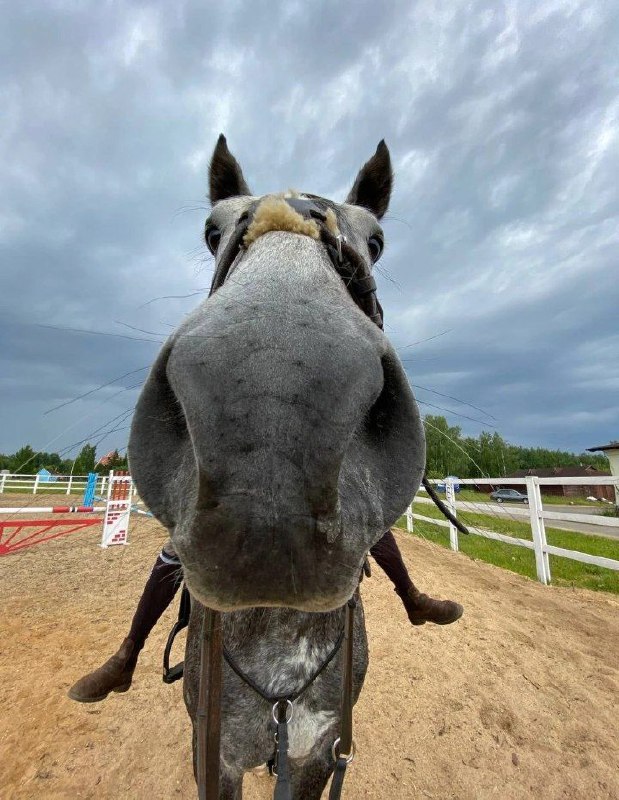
195,598,357,800
208,195,384,329
192,195,467,800
195,196,375,800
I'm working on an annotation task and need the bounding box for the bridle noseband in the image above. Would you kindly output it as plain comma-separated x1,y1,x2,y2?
196,196,380,800
208,195,384,330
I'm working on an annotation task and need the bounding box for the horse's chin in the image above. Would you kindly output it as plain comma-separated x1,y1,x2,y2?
182,566,359,613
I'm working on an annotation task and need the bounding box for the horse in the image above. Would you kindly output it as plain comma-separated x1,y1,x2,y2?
128,135,426,799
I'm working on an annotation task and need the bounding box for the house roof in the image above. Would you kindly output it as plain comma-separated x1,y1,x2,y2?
97,451,117,466
587,441,619,452
506,466,611,478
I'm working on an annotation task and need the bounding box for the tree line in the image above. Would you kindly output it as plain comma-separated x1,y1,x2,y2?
0,444,128,475
0,418,608,478
423,416,607,478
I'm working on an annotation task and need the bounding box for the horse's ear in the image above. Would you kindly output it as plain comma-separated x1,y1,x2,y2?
209,134,252,204
345,140,393,219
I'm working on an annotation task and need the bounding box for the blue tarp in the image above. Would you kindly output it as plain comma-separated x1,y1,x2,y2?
37,468,57,483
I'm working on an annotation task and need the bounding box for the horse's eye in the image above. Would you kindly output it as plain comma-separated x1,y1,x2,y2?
205,225,222,255
368,234,384,263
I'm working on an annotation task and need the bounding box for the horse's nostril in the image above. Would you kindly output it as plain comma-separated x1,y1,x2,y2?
315,514,341,544
197,471,220,511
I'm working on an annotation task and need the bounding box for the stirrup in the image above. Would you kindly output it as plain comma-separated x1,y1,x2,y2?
163,585,191,684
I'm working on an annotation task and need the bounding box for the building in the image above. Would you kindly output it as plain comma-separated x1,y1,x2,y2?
96,451,117,468
500,466,614,501
587,441,619,506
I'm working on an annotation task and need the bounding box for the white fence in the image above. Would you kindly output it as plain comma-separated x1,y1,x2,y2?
4,471,618,583
0,472,109,496
406,476,619,585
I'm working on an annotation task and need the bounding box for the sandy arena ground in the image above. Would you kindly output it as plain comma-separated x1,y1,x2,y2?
1,495,618,799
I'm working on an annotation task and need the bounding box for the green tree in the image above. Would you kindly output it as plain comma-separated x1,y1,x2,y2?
476,431,511,477
10,445,37,474
423,416,470,477
72,444,97,475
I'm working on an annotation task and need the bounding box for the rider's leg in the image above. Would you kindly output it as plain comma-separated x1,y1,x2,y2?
68,542,181,703
369,529,463,625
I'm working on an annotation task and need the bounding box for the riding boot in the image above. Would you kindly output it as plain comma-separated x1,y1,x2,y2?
370,529,463,626
68,555,182,702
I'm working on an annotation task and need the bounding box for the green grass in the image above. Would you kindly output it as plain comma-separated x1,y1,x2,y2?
396,502,619,595
446,488,602,506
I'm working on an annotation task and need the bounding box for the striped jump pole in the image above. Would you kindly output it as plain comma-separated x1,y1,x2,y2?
0,506,106,514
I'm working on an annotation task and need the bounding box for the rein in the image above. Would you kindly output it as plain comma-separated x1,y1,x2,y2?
222,602,353,800
192,195,465,799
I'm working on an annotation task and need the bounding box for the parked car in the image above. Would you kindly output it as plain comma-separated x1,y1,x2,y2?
490,488,528,504
436,476,461,493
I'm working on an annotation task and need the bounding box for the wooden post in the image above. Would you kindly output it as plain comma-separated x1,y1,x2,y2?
406,503,414,533
526,476,551,584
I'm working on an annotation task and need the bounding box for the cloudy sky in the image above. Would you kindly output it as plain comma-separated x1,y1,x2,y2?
1,0,617,465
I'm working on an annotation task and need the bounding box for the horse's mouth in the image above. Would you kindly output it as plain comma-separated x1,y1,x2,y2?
181,559,360,613
184,582,356,613
171,500,362,612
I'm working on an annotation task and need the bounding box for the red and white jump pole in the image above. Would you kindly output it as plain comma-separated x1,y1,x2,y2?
0,505,106,514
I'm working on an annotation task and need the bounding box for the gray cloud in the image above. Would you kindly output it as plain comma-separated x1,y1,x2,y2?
1,0,617,462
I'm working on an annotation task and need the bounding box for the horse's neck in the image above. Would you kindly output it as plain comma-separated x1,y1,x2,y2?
221,606,344,697
223,606,343,648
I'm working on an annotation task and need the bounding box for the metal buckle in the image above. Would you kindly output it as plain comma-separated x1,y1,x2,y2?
332,737,356,764
272,699,294,725
335,233,346,263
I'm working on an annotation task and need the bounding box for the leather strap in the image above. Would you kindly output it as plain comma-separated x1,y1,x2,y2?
329,757,349,800
339,598,356,757
196,607,223,800
273,701,293,800
421,475,470,535
328,596,357,800
162,585,191,684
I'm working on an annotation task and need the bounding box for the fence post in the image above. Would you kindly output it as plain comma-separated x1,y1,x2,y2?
66,473,73,496
33,474,40,495
445,478,459,551
526,476,551,585
406,503,414,533
0,473,5,494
